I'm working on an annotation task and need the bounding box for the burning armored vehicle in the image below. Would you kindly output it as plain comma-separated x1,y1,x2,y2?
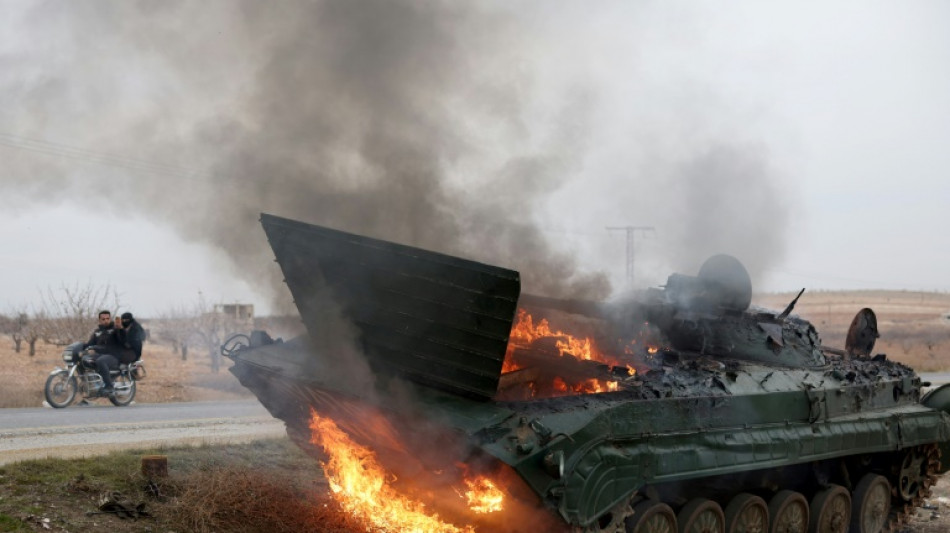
225,213,950,533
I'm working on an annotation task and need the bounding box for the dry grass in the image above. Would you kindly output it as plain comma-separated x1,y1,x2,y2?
164,467,356,533
0,336,252,408
754,290,950,371
0,438,365,533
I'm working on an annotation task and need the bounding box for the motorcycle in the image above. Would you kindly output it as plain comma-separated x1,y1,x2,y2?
44,342,146,408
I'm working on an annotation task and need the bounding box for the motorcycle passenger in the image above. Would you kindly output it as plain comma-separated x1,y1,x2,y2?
95,312,145,395
116,312,145,361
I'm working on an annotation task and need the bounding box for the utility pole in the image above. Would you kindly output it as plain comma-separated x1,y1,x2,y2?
606,226,655,287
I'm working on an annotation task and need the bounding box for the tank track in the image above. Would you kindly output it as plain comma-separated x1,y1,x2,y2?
572,445,943,533
887,444,941,532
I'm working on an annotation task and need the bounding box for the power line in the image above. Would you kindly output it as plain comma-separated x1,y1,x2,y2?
0,132,212,180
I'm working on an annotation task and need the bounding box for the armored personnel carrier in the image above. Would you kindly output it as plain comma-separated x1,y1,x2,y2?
226,213,950,533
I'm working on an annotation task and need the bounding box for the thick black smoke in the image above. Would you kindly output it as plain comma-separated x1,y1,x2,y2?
0,1,796,309
1,0,610,310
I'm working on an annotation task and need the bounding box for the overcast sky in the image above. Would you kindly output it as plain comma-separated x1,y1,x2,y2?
1,1,948,317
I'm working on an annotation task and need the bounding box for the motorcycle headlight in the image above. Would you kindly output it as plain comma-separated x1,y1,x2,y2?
62,351,73,363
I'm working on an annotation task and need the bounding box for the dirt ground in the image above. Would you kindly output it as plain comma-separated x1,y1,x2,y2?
901,475,950,532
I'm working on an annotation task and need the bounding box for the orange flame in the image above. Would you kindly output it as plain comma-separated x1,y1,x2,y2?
505,309,612,369
500,309,634,398
509,309,554,344
555,336,595,361
551,376,618,395
309,411,475,532
463,477,504,514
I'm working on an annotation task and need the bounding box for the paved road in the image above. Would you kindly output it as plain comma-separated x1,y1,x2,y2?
0,399,286,465
3,374,948,467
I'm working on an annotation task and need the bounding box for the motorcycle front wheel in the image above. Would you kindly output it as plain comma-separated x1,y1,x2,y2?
45,371,78,408
109,373,136,407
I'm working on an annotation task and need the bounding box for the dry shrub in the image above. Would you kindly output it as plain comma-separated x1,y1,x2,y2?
165,466,356,533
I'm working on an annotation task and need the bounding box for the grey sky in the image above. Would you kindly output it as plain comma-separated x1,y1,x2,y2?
1,1,948,317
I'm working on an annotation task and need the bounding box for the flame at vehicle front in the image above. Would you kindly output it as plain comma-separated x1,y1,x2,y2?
309,410,503,532
462,477,504,514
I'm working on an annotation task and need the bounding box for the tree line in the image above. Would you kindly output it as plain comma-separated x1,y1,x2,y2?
0,284,292,373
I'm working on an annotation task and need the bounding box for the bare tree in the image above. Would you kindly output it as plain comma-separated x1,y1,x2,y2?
192,297,225,374
36,283,122,346
151,294,250,372
2,311,28,353
11,315,25,354
152,292,253,373
22,311,44,356
155,305,193,361
0,308,45,356
0,314,9,350
190,293,247,373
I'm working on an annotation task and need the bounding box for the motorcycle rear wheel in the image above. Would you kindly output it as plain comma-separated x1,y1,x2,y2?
45,371,78,408
109,373,136,406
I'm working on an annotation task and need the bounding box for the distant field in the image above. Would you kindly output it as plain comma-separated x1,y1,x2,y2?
755,290,950,371
3,290,949,409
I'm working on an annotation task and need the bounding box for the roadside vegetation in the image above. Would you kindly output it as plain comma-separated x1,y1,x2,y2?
0,438,361,533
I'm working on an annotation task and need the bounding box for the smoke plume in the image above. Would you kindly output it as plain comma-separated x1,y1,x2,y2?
0,1,614,310
0,1,793,306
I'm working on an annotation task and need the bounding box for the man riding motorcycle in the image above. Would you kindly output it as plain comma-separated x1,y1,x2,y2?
81,310,117,353
82,311,144,395
45,310,146,408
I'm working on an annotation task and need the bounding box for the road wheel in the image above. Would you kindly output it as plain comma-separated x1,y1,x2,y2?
808,485,850,533
724,493,769,533
625,500,677,533
678,498,724,533
849,474,890,533
768,491,808,533
44,371,77,408
109,373,136,406
896,448,926,501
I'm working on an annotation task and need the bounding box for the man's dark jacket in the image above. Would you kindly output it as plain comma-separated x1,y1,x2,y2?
116,320,146,364
84,325,117,350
